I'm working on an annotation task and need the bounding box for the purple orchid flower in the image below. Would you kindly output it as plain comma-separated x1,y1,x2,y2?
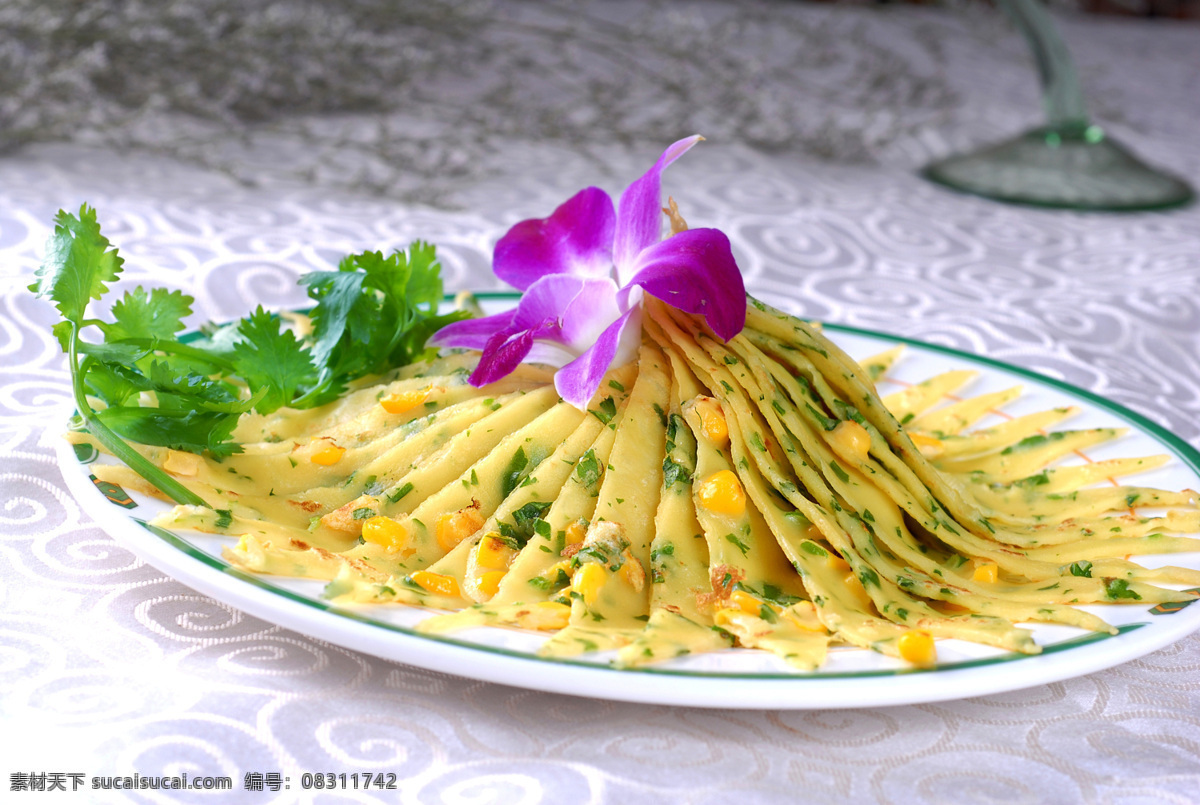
430,135,746,409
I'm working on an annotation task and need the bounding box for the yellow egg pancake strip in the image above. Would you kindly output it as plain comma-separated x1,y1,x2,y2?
116,294,1198,671
537,343,671,658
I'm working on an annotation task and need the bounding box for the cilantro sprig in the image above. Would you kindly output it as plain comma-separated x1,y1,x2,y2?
297,244,465,406
31,204,468,506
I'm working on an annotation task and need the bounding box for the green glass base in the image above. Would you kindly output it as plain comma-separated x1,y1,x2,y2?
922,126,1194,212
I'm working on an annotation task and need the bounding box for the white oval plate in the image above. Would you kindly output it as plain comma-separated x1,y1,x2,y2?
56,297,1200,708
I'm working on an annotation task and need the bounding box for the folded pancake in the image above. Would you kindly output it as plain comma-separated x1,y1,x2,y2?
71,296,1200,670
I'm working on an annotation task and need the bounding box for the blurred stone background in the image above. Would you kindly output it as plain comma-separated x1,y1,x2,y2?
2,0,1197,208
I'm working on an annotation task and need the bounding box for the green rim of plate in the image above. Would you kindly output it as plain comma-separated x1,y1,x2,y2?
99,294,1200,681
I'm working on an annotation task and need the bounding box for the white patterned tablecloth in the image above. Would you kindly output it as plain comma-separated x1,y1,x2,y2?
2,2,1199,803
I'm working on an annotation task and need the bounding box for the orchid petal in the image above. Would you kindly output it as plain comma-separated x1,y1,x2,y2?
428,309,517,350
494,187,616,291
612,135,703,284
558,278,623,353
468,317,559,386
513,273,624,355
553,305,643,409
620,227,746,341
525,340,580,367
512,274,602,330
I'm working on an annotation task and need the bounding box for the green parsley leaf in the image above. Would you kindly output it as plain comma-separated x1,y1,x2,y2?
96,406,242,457
102,286,193,342
28,204,124,325
29,206,205,506
33,207,472,506
232,306,316,413
301,243,467,398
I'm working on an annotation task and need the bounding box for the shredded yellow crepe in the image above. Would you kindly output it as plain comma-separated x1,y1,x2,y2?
73,297,1200,670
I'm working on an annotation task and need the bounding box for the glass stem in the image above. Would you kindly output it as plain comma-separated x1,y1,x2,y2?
997,0,1089,131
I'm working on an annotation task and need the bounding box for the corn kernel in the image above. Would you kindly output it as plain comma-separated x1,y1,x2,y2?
843,571,874,611
713,608,744,628
897,630,937,666
826,553,851,574
619,552,646,592
696,399,729,447
436,506,484,552
729,589,763,616
696,470,746,517
783,601,825,632
475,534,515,569
713,608,764,633
830,420,871,463
534,561,572,592
163,449,203,477
909,432,944,458
361,516,407,551
410,570,460,598
565,519,588,546
380,387,430,415
972,561,999,584
572,562,607,607
477,570,507,598
310,443,346,466
521,601,571,630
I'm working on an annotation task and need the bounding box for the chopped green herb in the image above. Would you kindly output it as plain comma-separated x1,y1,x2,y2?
501,447,530,497
662,456,692,490
388,482,415,502
804,403,838,431
1104,578,1142,601
1068,560,1093,578
724,533,750,556
590,396,618,424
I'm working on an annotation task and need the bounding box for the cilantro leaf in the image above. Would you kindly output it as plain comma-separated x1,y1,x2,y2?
146,362,263,414
30,206,206,507
81,361,147,408
232,307,316,413
28,204,124,325
96,406,242,457
300,242,468,397
101,286,194,342
300,268,373,375
32,205,466,505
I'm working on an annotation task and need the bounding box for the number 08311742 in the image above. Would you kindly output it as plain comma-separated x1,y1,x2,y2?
299,773,398,790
